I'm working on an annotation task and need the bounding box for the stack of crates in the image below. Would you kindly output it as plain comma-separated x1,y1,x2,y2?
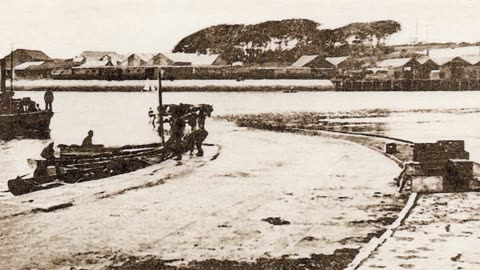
409,140,472,192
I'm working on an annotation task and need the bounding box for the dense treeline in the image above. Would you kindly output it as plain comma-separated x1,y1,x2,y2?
173,19,401,65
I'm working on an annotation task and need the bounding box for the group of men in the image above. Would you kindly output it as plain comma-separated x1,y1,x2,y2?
161,103,213,161
35,130,98,177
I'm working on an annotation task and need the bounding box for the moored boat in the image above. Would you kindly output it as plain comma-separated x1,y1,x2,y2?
0,55,53,138
8,142,173,196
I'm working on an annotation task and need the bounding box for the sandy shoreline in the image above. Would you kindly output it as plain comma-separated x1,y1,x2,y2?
0,122,404,269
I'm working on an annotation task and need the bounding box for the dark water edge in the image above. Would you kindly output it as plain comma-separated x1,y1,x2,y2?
13,85,333,92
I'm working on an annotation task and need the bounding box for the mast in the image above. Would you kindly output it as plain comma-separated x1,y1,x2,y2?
10,45,13,93
9,46,13,114
157,68,165,144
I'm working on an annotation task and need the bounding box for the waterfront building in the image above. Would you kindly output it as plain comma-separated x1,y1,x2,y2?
15,59,77,79
120,53,155,67
432,57,471,80
3,49,51,69
375,58,421,79
99,53,126,65
148,52,225,66
290,55,335,69
461,55,480,80
417,57,440,79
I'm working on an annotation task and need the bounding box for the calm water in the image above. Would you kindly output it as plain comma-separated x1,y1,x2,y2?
1,90,480,194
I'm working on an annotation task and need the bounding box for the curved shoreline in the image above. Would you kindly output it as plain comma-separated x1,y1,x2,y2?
218,114,419,270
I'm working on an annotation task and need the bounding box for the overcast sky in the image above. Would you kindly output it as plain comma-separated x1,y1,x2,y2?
1,0,479,58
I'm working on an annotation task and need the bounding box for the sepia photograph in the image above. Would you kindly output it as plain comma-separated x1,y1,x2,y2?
1,0,480,269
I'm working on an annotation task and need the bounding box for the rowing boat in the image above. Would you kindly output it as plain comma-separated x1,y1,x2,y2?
7,142,173,196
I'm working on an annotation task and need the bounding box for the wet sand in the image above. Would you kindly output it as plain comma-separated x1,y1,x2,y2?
0,123,403,269
358,193,480,270
220,111,480,270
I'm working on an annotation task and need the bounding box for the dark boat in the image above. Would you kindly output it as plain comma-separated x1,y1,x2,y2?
8,142,174,196
0,55,53,138
0,110,53,131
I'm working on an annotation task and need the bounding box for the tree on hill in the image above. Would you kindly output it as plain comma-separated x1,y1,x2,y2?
173,19,402,64
370,20,401,46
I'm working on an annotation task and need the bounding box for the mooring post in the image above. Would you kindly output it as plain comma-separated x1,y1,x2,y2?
158,68,165,144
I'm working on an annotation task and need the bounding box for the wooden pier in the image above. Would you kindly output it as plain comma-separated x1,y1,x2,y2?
333,79,480,91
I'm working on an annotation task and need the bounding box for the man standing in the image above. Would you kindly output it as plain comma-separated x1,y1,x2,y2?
44,90,54,111
148,107,156,128
167,107,186,161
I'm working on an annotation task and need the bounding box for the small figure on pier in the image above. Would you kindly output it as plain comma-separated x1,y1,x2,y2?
44,90,54,111
148,107,156,128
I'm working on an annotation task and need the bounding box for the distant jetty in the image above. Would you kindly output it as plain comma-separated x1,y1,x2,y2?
333,79,480,91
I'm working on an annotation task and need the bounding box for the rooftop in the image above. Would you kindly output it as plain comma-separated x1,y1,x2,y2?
325,56,349,67
376,58,414,68
163,52,221,66
290,55,318,67
14,61,45,70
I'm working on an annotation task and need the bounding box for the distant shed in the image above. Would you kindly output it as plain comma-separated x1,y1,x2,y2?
291,55,335,69
120,53,154,67
3,49,51,69
417,57,440,79
376,58,421,79
432,56,471,80
461,55,480,80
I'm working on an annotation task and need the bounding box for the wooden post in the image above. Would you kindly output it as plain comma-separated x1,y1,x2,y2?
158,68,165,144
0,60,5,93
9,47,13,113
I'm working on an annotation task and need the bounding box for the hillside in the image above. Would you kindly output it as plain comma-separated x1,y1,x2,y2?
173,19,401,65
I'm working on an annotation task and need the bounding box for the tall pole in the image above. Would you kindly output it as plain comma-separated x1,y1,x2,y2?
158,67,165,144
10,44,13,93
9,45,13,114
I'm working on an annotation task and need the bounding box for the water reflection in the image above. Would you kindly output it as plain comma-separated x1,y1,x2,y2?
0,130,51,141
1,90,480,196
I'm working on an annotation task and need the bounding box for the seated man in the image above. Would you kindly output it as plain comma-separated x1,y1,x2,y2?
40,142,55,164
81,130,95,147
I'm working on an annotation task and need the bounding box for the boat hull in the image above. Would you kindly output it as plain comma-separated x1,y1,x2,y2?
7,144,173,196
0,110,53,139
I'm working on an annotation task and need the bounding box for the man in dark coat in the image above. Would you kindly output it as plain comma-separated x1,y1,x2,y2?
185,128,208,156
170,115,186,161
35,142,56,177
40,142,55,165
44,90,54,111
